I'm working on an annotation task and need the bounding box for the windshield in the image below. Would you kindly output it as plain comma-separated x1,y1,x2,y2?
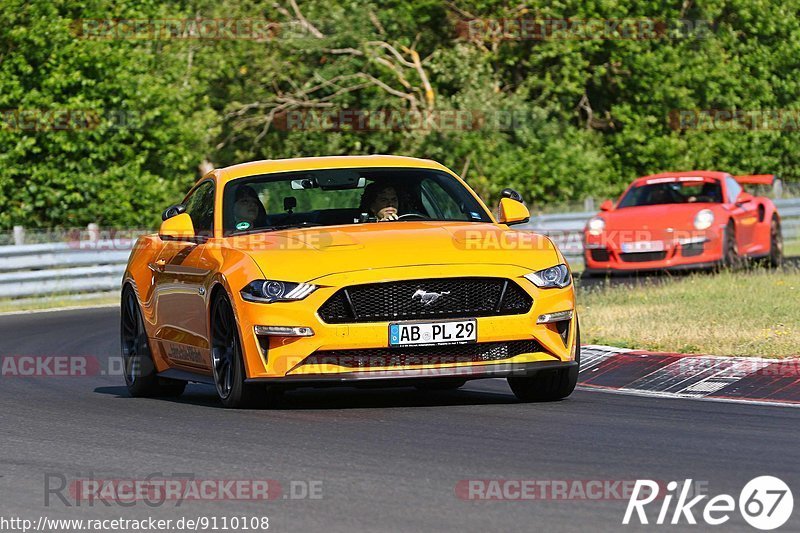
618,179,723,208
222,167,491,235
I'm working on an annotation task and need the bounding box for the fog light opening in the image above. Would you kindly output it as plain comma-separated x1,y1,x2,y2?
536,310,573,324
537,310,573,347
254,325,315,337
555,320,571,347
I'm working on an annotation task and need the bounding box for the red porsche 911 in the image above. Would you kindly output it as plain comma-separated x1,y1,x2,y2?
583,171,783,274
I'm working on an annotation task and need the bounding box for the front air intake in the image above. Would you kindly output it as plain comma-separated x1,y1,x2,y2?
318,277,533,324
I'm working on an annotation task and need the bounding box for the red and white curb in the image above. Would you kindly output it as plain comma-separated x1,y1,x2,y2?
578,345,800,407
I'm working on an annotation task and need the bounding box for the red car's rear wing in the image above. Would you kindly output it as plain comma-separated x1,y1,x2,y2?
734,174,775,186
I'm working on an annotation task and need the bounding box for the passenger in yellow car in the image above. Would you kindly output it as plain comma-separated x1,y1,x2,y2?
360,182,400,222
233,185,267,229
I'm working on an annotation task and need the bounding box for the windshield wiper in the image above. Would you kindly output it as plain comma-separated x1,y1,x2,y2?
265,222,324,231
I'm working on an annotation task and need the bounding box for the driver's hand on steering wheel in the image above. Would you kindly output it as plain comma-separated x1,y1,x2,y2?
377,207,399,222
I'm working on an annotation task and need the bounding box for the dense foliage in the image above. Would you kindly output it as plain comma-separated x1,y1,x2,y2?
1,0,798,228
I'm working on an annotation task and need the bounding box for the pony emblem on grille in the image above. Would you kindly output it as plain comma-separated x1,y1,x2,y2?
412,289,450,306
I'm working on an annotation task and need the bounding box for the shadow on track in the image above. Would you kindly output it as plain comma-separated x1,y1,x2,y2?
94,382,525,411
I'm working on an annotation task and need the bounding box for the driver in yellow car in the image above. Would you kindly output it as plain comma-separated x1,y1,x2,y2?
232,184,268,230
361,182,400,222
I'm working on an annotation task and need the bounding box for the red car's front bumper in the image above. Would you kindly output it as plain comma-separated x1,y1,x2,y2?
583,229,724,273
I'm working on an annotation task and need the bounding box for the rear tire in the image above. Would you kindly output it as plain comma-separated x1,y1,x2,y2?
121,287,186,398
210,292,265,409
768,215,783,268
507,322,580,402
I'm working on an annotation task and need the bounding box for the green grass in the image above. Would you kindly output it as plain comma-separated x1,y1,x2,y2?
578,267,800,357
785,239,800,257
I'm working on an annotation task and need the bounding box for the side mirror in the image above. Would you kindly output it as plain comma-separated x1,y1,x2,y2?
498,197,530,225
501,188,524,203
736,192,754,205
159,212,195,240
162,204,186,221
600,200,613,211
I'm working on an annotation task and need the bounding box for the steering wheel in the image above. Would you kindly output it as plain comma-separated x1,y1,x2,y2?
397,212,430,221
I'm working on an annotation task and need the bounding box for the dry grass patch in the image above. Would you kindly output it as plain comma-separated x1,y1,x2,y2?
578,268,800,357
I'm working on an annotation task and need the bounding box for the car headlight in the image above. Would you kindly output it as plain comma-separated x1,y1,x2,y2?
587,216,606,236
694,209,715,230
240,280,317,303
524,264,572,289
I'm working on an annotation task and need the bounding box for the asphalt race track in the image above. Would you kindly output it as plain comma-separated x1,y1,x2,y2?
1,308,799,532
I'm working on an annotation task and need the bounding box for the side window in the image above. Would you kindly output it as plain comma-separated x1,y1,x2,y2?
725,176,742,204
183,181,215,237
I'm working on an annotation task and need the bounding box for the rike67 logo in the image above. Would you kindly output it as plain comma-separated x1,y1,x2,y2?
624,477,793,530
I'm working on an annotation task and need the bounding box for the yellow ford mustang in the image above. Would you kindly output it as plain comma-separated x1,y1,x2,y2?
122,155,579,407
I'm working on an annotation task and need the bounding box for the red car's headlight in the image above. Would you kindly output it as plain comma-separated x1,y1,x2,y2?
587,216,606,235
694,209,715,230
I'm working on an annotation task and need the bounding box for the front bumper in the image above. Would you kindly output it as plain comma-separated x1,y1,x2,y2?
583,229,724,273
232,264,577,380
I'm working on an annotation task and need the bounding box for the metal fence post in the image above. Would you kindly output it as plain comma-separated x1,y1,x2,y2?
584,197,595,212
13,226,24,246
87,223,100,243
774,178,783,199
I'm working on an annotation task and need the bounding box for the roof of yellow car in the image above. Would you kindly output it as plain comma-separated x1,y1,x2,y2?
215,155,453,184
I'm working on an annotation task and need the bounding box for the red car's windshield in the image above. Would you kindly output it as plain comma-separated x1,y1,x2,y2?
618,180,723,208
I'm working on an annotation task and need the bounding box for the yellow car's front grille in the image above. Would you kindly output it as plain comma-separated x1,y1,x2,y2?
317,277,532,324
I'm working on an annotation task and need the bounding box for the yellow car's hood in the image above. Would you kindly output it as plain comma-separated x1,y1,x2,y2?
227,221,561,282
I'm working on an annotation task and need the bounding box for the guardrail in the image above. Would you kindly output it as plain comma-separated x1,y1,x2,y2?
0,198,798,300
0,227,144,299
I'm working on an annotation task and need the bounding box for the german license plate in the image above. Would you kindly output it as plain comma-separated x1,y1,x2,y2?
621,240,665,253
389,319,477,347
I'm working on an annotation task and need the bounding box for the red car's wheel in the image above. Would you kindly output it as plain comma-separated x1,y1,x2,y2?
722,221,741,269
769,215,783,267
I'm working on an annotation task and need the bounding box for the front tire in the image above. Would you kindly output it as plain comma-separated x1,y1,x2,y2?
768,215,783,268
210,292,264,408
722,220,741,269
121,287,186,398
507,322,580,402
